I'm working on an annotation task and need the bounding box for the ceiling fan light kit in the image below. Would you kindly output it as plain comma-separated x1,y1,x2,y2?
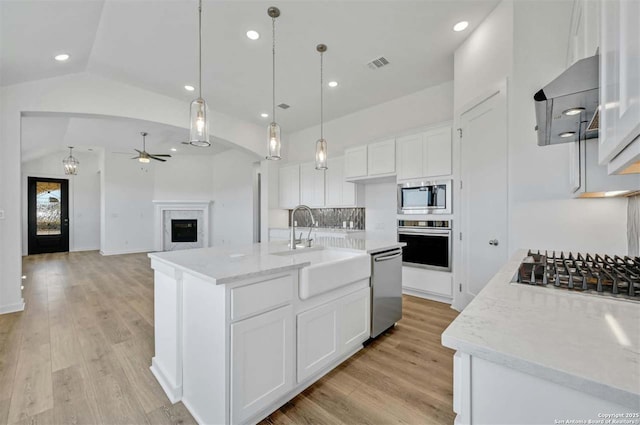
133,132,172,163
189,0,211,147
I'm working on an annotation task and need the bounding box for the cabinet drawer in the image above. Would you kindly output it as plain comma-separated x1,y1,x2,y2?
231,274,293,321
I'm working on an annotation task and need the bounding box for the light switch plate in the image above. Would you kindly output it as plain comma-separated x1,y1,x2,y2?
0,210,5,219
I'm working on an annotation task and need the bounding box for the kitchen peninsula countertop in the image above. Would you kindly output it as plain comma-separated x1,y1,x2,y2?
441,249,640,409
148,238,404,285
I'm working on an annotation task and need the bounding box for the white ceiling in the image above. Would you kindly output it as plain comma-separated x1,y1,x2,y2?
21,114,231,162
2,0,499,133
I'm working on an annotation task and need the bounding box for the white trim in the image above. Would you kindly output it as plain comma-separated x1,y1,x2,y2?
100,248,150,256
0,300,25,315
152,200,212,252
402,287,452,304
150,358,183,403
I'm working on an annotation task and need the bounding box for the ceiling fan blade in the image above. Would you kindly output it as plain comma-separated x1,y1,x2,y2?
131,156,140,160
134,149,142,154
149,154,172,157
150,156,167,162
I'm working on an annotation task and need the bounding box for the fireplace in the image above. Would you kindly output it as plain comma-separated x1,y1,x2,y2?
171,219,197,243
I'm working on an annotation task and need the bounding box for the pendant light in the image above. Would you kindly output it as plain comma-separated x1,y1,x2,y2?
63,146,79,175
315,44,328,170
189,0,210,147
266,6,282,160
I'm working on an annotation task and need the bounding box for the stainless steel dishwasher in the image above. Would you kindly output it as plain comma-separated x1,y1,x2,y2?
370,248,403,338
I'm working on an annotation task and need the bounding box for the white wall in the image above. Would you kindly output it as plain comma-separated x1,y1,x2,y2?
21,150,101,255
286,81,454,163
452,0,629,309
364,182,397,240
0,72,265,313
211,149,257,247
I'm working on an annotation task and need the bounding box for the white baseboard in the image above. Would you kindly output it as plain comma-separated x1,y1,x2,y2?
150,358,182,403
0,300,25,315
403,287,452,304
100,248,151,256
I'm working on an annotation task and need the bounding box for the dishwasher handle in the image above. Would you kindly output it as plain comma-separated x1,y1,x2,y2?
374,251,402,262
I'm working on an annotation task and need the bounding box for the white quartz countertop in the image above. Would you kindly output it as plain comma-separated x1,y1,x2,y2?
148,238,404,284
441,249,640,409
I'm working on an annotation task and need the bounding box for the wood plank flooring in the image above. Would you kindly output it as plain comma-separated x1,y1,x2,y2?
0,251,458,425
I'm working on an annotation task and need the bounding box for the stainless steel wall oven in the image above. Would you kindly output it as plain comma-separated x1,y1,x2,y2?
397,220,451,272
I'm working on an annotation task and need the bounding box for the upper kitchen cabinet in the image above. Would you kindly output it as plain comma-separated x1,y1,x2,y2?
396,126,452,181
325,156,363,207
279,164,300,209
345,139,396,182
300,162,325,208
599,0,640,173
567,0,600,66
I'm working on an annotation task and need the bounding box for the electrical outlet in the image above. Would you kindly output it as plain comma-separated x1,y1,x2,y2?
0,209,5,219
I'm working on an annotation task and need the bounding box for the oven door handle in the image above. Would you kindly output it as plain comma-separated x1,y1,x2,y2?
398,228,451,235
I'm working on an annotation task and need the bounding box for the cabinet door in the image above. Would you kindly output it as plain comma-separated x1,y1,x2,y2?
396,133,424,180
367,139,396,176
300,162,325,207
278,165,300,209
339,287,370,353
345,146,368,179
424,126,452,177
231,305,294,424
325,156,357,207
599,0,640,164
297,302,339,383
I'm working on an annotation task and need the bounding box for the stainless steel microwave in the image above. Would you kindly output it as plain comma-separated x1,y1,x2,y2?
397,179,452,215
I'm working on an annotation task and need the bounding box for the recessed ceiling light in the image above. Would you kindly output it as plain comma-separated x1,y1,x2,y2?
328,81,338,88
563,107,585,116
453,21,469,32
170,148,177,152
559,131,576,138
246,30,260,40
54,53,70,62
184,85,195,91
260,113,269,118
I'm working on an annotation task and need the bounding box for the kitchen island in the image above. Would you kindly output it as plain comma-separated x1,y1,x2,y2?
442,250,640,424
148,239,403,425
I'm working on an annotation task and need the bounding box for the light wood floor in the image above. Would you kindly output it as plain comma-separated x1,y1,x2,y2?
0,251,458,425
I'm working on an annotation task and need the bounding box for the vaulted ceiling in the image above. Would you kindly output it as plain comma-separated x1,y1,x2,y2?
2,0,499,135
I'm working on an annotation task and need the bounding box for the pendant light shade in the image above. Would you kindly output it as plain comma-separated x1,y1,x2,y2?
315,44,328,170
63,146,79,175
189,0,211,147
266,6,282,160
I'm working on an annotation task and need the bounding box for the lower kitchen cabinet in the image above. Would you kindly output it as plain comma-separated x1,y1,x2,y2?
296,286,370,383
402,266,452,303
231,305,295,424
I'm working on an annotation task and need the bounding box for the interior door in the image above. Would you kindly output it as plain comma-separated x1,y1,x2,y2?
28,177,69,254
460,88,508,299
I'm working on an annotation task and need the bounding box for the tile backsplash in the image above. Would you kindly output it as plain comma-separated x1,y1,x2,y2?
288,208,365,230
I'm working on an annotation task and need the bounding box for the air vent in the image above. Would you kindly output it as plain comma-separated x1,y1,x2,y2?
587,108,599,132
278,103,290,109
367,56,390,70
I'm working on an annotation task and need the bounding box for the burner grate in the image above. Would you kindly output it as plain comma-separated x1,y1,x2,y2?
517,250,640,300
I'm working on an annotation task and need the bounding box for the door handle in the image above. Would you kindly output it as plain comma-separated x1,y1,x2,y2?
489,239,499,246
374,252,402,262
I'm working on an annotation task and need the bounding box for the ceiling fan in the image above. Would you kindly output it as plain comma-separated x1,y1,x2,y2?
132,132,171,163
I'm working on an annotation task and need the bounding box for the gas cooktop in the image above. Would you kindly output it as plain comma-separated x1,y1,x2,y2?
515,250,640,301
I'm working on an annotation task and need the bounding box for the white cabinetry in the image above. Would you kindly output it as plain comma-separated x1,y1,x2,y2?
344,145,368,179
367,139,396,176
396,126,452,181
296,286,370,383
599,0,640,171
231,305,294,424
300,162,325,207
345,139,396,181
567,0,600,66
279,164,300,209
325,156,360,207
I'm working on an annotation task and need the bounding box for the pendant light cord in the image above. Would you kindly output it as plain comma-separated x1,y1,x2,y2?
320,51,324,140
198,0,203,99
272,16,276,122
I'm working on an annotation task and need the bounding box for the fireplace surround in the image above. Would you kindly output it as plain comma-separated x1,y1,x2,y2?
153,201,212,251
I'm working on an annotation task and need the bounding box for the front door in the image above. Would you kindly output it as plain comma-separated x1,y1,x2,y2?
460,87,509,300
28,177,69,254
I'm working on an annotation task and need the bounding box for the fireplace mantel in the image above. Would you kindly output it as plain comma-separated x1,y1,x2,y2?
152,200,212,252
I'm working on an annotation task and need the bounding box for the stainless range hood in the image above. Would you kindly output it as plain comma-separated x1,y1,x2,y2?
534,55,599,146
